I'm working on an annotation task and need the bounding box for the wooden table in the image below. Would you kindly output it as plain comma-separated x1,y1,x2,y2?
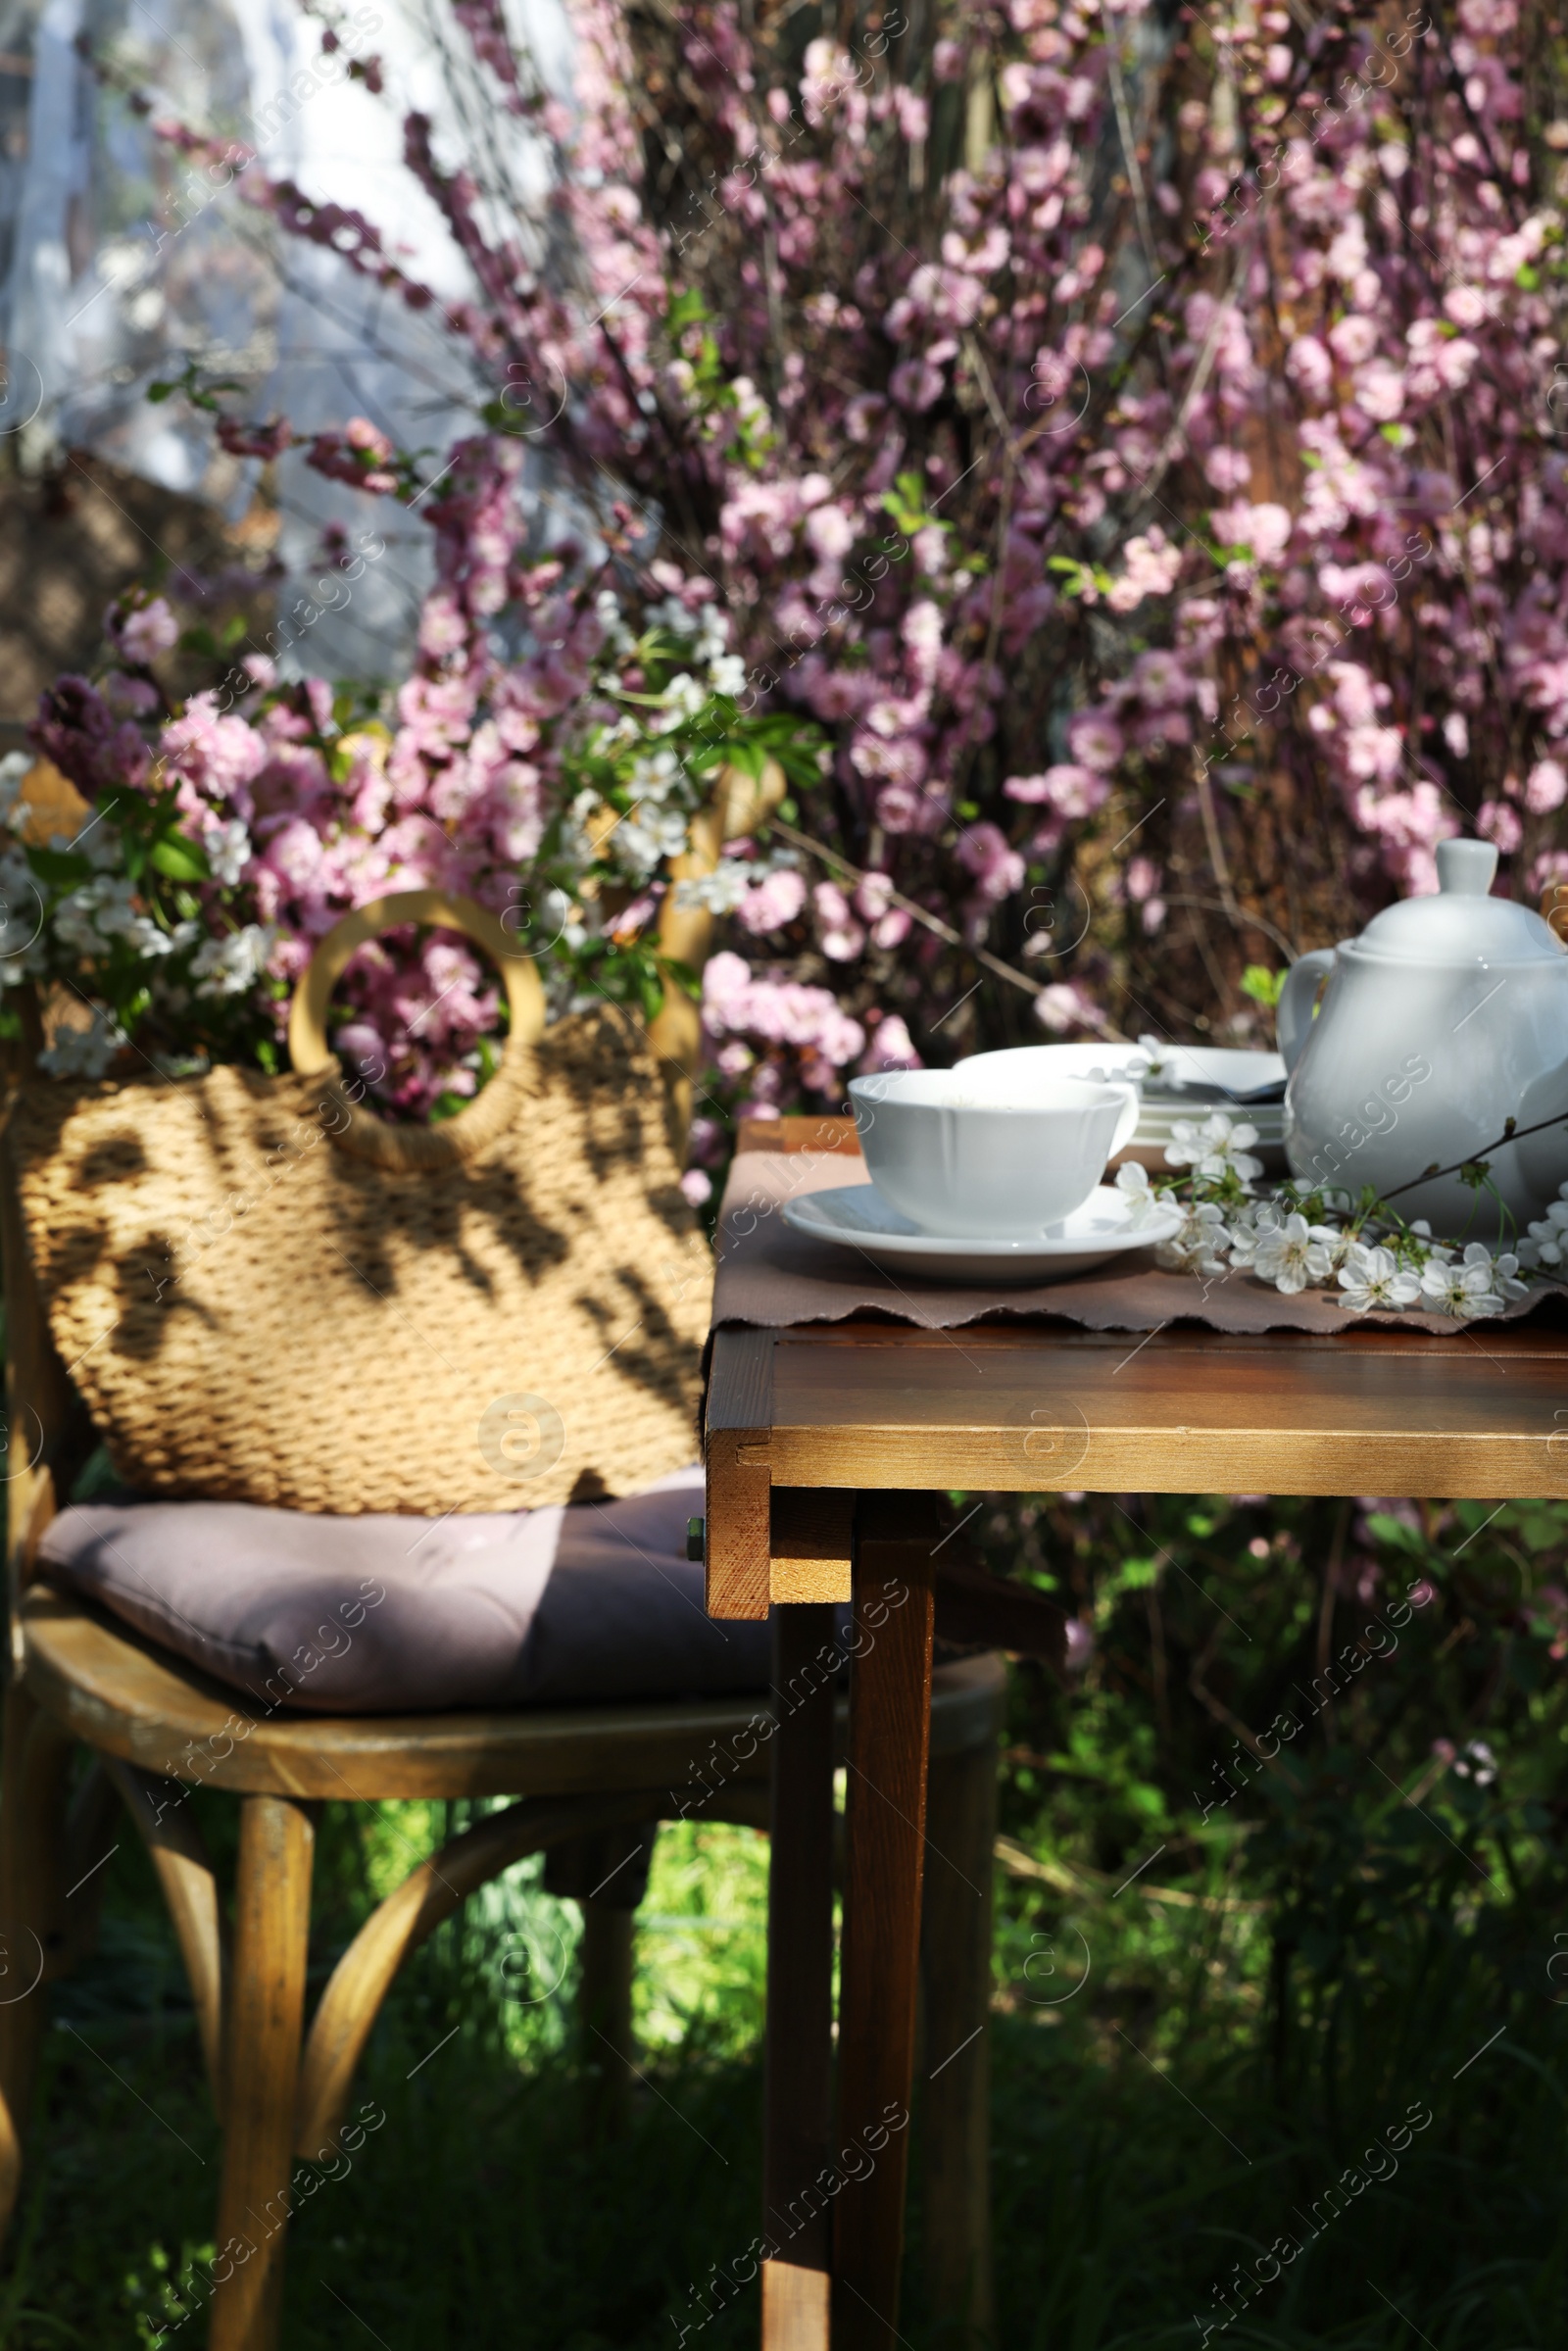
702,1126,1568,2351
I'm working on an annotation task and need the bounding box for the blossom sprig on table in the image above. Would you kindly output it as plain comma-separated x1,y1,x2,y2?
1114,1109,1543,1321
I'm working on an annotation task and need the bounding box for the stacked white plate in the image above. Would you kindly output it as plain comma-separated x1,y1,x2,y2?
954,1043,1289,1172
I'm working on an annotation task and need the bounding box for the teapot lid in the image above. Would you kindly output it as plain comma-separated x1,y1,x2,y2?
1352,839,1566,964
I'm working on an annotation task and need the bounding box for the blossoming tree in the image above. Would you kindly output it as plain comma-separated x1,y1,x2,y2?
24,0,1568,1165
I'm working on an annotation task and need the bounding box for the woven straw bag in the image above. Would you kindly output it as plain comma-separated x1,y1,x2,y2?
8,891,713,1515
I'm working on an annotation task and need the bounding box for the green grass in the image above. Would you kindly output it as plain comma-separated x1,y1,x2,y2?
6,1489,1568,2345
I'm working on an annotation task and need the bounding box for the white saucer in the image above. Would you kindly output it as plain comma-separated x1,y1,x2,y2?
957,1043,1286,1106
781,1183,1183,1286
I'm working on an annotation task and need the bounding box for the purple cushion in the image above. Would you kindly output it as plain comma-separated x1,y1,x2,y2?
37,1467,774,1715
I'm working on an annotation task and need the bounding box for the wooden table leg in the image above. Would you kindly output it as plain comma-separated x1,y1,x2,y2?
762,1597,837,2349
921,1739,998,2346
833,1494,937,2351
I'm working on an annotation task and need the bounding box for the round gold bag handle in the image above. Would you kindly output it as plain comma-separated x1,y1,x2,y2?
287,889,548,1171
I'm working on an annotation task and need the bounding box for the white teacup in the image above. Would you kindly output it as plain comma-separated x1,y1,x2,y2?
848,1069,1140,1239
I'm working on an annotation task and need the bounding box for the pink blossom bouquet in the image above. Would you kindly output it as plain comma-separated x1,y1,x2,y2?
23,562,821,1111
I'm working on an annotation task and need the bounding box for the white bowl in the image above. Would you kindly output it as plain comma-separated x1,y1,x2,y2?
849,1067,1139,1239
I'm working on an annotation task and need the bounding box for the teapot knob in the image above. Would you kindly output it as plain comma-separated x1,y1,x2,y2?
1435,838,1499,896
1542,880,1568,944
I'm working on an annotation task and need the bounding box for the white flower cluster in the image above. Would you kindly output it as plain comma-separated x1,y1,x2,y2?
1521,1186,1568,1268
1114,1109,1536,1321
594,588,637,661
188,925,273,1001
0,751,276,1068
1164,1110,1264,1184
53,875,184,964
203,817,253,887
38,1004,127,1079
643,597,743,695
674,849,801,915
617,743,694,876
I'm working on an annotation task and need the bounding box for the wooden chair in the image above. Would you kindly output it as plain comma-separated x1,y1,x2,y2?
0,1576,1004,2349
0,845,1014,2350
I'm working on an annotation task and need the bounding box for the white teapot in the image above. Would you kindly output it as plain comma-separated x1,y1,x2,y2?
1277,838,1568,1240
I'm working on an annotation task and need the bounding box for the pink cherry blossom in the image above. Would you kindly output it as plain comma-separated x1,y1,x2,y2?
109,597,179,665
737,867,808,934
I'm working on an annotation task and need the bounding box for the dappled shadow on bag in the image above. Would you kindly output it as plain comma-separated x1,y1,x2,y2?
7,1001,712,1514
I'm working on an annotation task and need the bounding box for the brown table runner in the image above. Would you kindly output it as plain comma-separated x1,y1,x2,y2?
713,1148,1567,1338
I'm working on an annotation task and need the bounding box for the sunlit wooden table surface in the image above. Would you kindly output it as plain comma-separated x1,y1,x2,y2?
703,1119,1568,2351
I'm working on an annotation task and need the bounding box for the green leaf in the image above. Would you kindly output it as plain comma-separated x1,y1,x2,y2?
666,288,710,336
150,832,212,882
658,955,701,1002
1240,964,1286,1008
25,846,92,887
722,739,765,781
146,381,175,403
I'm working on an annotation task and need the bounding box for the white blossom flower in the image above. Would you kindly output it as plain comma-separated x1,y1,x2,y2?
189,924,274,1001
619,801,692,877
1253,1211,1336,1295
593,588,636,658
1155,1199,1230,1278
628,747,684,803
1337,1242,1422,1313
52,876,172,961
74,821,125,875
1163,1110,1263,1184
39,1004,126,1077
1309,1222,1358,1277
0,849,40,961
675,858,754,914
1222,1200,1270,1265
1114,1159,1156,1226
1520,1199,1568,1266
693,606,730,663
1134,1031,1180,1081
1452,1738,1496,1787
1447,1241,1529,1301
1419,1251,1506,1318
0,750,28,825
708,654,748,698
202,818,252,886
653,671,708,730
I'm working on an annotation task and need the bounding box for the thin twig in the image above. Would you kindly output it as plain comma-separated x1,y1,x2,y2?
767,818,1047,1001
1163,895,1299,961
1192,754,1238,920
1380,1107,1568,1203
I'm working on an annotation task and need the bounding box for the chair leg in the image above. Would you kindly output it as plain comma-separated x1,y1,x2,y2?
921,1739,998,2348
545,1821,657,2146
578,1901,636,2144
210,1794,315,2351
0,1685,74,2244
